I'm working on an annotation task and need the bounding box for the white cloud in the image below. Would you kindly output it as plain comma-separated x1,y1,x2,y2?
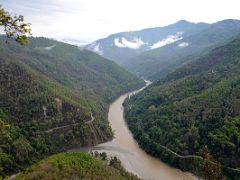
93,44,103,55
114,38,145,49
114,38,126,48
178,42,189,47
150,33,183,49
44,45,56,50
2,0,240,44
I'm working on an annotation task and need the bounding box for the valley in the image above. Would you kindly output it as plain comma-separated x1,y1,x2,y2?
85,80,195,180
1,3,240,179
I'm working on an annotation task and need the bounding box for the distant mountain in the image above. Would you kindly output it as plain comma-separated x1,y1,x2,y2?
124,35,240,178
125,19,240,80
85,20,209,65
59,38,90,46
0,37,144,177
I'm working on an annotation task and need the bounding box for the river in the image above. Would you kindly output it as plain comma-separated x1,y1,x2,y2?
89,81,195,180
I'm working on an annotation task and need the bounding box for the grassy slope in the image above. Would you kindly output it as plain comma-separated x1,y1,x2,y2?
15,152,140,180
124,36,240,178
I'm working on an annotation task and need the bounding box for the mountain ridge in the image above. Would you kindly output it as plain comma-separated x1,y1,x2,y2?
85,20,209,65
125,19,240,80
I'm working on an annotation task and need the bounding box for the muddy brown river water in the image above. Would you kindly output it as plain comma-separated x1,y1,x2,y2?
89,81,196,180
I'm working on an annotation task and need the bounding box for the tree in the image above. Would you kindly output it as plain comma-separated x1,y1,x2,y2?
0,119,11,147
199,146,222,180
109,156,122,170
12,137,33,162
0,5,31,45
99,152,107,160
0,151,13,176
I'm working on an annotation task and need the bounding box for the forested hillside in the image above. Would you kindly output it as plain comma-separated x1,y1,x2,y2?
1,37,144,103
124,36,240,179
0,37,144,177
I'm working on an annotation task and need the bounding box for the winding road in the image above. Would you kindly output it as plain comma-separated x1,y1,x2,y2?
44,113,94,133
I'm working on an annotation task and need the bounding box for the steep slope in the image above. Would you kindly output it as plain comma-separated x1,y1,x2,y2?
124,36,240,178
1,37,145,103
125,19,240,80
0,37,144,177
86,20,209,65
15,152,140,180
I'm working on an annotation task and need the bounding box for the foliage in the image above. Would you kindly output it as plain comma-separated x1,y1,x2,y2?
12,137,33,163
0,5,31,45
109,156,123,170
199,146,222,180
15,152,140,180
124,36,240,178
0,118,11,145
0,36,145,103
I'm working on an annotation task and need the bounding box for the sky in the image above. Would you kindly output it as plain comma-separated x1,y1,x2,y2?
2,0,240,45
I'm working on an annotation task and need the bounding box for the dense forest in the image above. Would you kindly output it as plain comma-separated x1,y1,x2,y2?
124,36,240,179
0,37,144,178
0,37,145,103
15,152,140,180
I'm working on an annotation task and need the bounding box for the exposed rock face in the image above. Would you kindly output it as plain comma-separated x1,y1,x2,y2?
55,97,62,113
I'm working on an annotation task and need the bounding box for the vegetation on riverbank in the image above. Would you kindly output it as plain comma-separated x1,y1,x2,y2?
124,36,240,179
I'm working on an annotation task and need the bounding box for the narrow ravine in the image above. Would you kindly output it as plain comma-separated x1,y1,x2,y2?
89,81,196,180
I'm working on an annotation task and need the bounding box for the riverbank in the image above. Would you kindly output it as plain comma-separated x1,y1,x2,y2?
86,80,195,180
